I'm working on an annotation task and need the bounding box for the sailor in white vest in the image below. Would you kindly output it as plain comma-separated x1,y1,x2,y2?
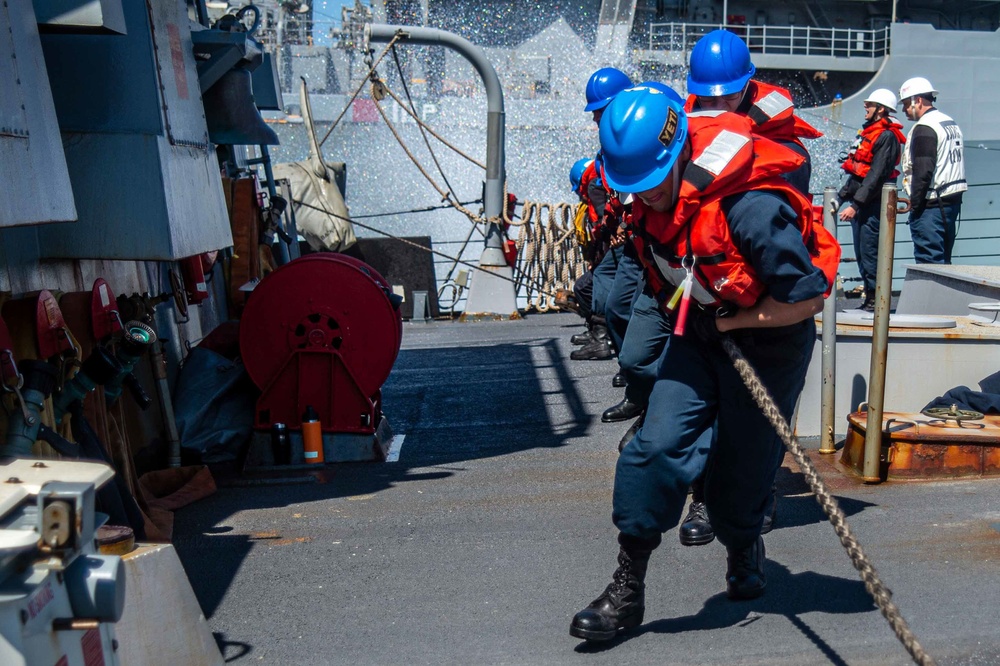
898,77,967,264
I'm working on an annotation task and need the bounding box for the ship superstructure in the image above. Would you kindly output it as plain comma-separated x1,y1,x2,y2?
238,0,1000,301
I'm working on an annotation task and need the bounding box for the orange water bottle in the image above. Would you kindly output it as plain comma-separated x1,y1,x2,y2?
301,405,324,464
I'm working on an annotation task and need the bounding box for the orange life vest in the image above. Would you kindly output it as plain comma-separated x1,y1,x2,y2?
579,160,602,226
631,111,840,309
596,158,628,239
685,79,823,147
840,116,907,179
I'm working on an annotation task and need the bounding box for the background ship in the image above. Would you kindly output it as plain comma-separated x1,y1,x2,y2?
232,0,1000,306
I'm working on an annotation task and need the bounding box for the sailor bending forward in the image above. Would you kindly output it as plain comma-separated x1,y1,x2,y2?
569,85,840,642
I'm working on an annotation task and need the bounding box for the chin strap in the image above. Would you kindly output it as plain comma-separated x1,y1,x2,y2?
669,159,682,210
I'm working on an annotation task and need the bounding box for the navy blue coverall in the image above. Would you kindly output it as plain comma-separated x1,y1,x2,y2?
614,190,828,550
605,246,672,407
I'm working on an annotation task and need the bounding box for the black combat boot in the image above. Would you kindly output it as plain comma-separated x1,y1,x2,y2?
726,536,766,600
570,535,657,642
571,317,594,345
612,370,627,388
570,323,614,360
860,294,876,312
678,501,714,546
679,477,714,546
618,413,644,453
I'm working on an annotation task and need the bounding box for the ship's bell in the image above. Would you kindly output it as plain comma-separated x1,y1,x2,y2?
202,69,279,146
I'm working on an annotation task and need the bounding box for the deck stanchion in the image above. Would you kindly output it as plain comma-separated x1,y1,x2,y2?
862,184,899,482
819,187,838,454
367,24,516,318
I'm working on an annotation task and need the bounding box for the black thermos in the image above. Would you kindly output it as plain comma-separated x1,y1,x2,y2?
270,423,290,465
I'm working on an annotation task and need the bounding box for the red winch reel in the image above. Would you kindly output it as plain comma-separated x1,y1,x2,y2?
239,254,402,434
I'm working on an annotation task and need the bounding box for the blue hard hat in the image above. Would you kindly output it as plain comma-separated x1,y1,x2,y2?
569,158,592,192
599,85,689,193
637,80,685,105
686,29,755,97
584,68,633,112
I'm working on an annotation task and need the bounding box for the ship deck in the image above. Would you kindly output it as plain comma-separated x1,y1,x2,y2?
173,312,1000,665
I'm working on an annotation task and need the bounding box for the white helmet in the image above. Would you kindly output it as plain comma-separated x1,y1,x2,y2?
864,88,897,111
898,77,938,104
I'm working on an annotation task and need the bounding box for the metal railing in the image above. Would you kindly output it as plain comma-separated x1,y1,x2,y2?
831,178,1000,291
648,22,890,59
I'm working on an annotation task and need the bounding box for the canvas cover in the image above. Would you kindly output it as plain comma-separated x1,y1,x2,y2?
273,78,357,252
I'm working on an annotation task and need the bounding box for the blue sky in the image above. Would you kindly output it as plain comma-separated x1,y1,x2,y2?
312,0,352,45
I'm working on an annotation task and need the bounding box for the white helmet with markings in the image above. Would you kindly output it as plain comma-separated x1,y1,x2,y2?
898,77,937,105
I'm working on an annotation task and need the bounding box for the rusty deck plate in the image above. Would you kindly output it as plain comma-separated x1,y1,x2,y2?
843,410,1000,479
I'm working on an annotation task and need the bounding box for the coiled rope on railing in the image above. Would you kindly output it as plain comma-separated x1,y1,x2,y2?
512,202,586,311
721,335,935,666
291,198,580,310
305,49,586,311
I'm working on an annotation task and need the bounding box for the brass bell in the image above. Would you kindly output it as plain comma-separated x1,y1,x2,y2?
202,68,279,146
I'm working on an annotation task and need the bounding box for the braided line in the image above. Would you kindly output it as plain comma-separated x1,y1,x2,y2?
319,35,401,148
721,336,935,666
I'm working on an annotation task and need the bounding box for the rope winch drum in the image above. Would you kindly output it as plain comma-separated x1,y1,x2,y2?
239,254,402,435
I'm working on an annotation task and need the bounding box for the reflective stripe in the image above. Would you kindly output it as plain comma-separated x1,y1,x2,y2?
688,109,726,118
692,130,750,177
753,91,793,120
649,247,716,305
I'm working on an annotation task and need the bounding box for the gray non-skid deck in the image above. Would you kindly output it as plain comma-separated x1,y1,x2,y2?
173,312,1000,665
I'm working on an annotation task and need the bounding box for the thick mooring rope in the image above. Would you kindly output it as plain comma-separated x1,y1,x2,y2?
291,198,558,302
303,63,582,310
721,336,935,666
512,202,586,311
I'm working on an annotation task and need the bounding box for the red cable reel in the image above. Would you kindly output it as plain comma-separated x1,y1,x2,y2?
239,254,402,434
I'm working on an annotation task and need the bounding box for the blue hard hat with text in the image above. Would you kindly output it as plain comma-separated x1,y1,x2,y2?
598,85,689,193
686,29,756,97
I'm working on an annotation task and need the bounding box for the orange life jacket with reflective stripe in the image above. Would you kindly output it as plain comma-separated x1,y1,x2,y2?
631,111,840,309
579,160,601,226
841,116,907,179
596,158,629,240
685,79,823,147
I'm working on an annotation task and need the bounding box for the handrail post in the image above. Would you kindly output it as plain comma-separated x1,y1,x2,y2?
819,188,838,454
366,24,516,317
862,184,899,482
